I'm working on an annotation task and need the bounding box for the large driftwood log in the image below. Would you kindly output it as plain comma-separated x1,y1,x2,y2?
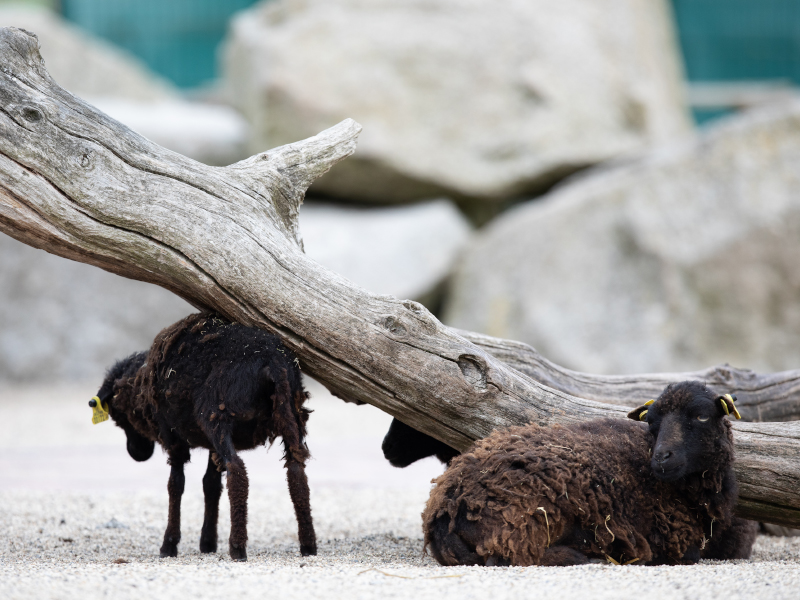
460,330,800,423
0,27,798,527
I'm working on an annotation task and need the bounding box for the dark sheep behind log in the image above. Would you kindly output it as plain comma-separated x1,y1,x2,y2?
422,381,757,566
382,418,460,467
90,313,316,561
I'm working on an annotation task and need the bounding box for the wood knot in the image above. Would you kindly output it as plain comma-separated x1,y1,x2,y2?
402,300,438,334
21,107,43,123
382,316,408,338
80,152,92,168
402,300,425,314
457,355,488,392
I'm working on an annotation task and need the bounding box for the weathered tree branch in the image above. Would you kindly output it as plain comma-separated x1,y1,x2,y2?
0,27,798,527
459,330,800,423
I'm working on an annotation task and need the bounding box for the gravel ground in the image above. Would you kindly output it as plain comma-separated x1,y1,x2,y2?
2,381,799,600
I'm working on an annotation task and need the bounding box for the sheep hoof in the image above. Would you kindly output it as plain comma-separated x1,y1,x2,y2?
300,543,317,556
540,546,590,566
485,555,511,567
199,539,217,554
681,545,701,564
159,544,178,558
229,543,247,561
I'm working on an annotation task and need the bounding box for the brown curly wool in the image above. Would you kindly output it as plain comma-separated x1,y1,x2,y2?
422,381,757,567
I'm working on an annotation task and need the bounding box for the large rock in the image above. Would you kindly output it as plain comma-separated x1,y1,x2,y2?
443,102,800,375
299,199,472,302
0,235,192,383
224,0,692,203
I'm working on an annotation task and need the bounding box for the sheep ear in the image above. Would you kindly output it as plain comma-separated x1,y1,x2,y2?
627,399,655,422
717,394,742,419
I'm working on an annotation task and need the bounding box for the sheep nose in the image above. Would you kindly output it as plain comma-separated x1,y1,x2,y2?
654,450,673,464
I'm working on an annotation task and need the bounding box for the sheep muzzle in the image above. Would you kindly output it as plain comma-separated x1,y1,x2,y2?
651,417,687,481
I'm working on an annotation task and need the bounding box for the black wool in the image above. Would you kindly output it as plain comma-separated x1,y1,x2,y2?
93,313,316,561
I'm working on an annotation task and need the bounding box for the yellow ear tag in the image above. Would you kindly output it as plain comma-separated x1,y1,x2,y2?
638,400,655,421
719,398,730,416
90,396,109,425
723,394,742,419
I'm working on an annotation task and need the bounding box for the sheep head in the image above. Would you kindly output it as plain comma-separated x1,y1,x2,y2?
627,381,738,483
92,354,155,462
382,418,459,468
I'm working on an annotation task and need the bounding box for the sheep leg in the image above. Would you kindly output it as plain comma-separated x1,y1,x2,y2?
701,517,759,560
160,445,190,558
225,453,249,561
271,369,317,556
212,432,249,561
199,451,223,553
285,456,316,556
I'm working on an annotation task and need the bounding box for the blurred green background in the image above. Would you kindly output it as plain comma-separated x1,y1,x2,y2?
672,0,800,122
3,0,799,124
59,0,260,88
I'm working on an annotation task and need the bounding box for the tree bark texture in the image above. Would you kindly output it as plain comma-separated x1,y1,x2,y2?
0,27,798,527
459,330,800,423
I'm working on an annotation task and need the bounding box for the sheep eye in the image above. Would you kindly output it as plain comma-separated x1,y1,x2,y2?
697,416,709,423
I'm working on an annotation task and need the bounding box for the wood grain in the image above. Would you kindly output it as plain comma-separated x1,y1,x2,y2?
459,329,800,422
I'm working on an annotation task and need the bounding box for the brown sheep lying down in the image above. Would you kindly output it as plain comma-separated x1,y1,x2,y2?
422,381,758,566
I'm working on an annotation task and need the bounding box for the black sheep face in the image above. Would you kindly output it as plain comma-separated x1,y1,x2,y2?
627,381,737,483
382,418,460,468
92,356,155,463
122,425,156,462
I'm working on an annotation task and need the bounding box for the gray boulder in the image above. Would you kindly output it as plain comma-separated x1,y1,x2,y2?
443,102,800,375
300,199,472,302
0,235,192,383
224,0,692,203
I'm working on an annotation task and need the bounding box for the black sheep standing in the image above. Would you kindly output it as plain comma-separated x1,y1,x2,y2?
91,313,316,561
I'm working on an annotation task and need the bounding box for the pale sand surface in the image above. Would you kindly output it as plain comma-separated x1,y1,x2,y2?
1,380,799,600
